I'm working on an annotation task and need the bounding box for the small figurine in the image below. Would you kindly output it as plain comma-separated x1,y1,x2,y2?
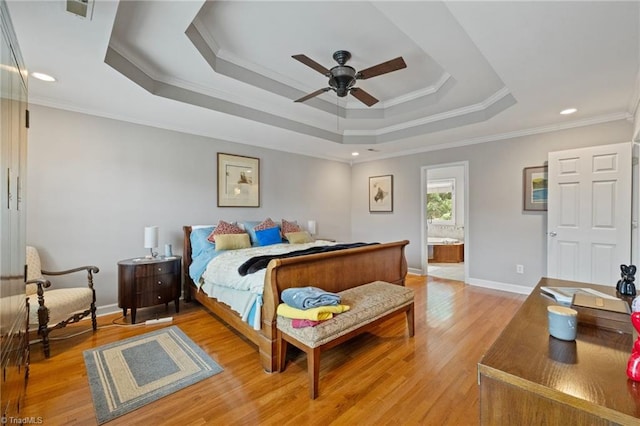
617,264,637,297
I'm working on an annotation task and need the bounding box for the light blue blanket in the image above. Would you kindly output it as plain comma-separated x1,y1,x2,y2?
281,286,341,310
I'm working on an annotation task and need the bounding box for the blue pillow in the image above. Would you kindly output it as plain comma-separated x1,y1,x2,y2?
241,221,261,245
190,226,215,258
255,227,282,246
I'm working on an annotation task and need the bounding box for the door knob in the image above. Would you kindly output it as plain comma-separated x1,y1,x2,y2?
549,231,557,237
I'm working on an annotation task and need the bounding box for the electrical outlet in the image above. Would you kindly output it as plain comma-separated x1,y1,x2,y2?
516,264,524,274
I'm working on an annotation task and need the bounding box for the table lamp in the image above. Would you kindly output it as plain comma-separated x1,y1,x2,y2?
144,226,159,258
307,220,317,236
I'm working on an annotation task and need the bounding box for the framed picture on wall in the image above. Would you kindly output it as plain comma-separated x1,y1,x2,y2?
523,165,548,211
369,175,393,212
217,153,260,207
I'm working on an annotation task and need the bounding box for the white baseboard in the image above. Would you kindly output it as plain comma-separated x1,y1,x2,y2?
96,303,122,318
408,268,424,275
467,277,533,295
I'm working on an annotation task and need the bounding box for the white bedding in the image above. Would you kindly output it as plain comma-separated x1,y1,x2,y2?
200,240,336,294
199,240,336,329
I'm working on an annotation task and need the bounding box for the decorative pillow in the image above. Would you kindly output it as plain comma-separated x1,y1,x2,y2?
255,227,282,246
190,226,215,257
281,219,301,235
215,233,251,251
285,231,313,244
208,220,245,243
254,217,278,231
240,221,261,244
245,218,280,245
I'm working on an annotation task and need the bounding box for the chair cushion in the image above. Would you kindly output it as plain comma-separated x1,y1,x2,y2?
26,246,43,296
277,281,414,348
28,287,94,326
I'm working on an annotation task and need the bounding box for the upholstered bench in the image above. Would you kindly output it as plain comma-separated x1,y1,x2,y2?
277,280,415,399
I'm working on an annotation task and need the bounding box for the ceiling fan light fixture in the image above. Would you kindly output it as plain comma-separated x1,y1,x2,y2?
292,50,406,107
328,65,356,97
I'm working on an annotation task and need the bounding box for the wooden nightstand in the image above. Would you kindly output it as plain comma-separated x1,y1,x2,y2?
117,256,181,324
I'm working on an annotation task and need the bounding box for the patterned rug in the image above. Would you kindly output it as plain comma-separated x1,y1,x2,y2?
83,326,222,424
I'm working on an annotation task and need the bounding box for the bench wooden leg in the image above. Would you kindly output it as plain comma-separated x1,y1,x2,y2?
308,346,321,399
406,303,415,337
278,333,288,372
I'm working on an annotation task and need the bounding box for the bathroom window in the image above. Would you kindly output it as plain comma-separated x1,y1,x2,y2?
427,178,455,225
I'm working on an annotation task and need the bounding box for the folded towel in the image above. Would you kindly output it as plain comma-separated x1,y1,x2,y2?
277,303,350,321
292,319,324,328
281,286,341,310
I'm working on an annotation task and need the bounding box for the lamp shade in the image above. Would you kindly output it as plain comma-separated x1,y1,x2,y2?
144,226,159,249
307,220,317,235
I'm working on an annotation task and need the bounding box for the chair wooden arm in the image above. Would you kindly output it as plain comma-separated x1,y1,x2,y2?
41,266,99,276
42,266,99,289
26,278,51,291
25,278,52,338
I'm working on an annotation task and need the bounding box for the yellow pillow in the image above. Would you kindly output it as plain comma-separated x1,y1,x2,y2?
215,233,251,251
285,231,313,244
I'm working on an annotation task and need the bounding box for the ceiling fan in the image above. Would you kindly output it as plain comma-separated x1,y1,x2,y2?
292,50,407,107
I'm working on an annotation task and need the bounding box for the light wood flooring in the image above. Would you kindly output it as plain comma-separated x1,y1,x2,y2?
20,274,525,425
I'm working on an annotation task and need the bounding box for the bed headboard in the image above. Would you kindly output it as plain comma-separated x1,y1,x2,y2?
182,226,195,299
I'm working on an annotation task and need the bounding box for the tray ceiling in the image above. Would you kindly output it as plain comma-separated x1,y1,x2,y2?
6,1,639,161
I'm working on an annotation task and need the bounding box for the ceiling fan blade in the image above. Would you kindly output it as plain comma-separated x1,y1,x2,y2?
350,87,379,107
294,88,332,103
292,54,330,75
357,57,407,80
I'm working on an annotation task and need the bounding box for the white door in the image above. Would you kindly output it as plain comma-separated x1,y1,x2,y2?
547,142,632,285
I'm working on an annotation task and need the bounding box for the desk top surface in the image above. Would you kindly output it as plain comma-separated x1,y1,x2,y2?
479,277,639,422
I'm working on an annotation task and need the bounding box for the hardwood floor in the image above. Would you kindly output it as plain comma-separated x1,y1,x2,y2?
21,275,525,425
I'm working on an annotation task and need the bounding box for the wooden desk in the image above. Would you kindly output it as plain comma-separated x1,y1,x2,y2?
478,277,640,425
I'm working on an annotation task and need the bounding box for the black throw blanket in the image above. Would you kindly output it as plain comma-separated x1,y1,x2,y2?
237,242,378,276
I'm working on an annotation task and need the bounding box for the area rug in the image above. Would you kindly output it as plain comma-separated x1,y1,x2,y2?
83,326,223,424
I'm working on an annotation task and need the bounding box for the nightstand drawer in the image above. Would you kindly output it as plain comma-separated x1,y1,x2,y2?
134,262,178,278
136,280,176,307
135,273,178,291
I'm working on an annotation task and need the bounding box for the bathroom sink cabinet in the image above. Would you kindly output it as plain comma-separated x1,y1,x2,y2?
432,243,464,263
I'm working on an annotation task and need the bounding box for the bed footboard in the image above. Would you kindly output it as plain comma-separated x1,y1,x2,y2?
261,240,409,371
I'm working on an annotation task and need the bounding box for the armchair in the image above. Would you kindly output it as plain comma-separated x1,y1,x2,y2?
25,246,99,358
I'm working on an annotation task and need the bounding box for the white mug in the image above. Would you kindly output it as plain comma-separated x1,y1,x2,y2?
164,243,173,257
547,305,578,341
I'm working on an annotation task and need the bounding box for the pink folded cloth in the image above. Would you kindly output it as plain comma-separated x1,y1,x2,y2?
292,319,324,328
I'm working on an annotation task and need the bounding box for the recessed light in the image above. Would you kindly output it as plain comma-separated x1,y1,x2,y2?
31,72,56,82
351,152,359,156
560,108,577,115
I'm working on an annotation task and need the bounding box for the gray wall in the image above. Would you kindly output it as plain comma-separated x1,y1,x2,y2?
27,104,634,310
351,120,633,292
26,105,352,311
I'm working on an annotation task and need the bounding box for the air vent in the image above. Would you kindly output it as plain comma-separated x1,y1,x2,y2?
66,0,94,19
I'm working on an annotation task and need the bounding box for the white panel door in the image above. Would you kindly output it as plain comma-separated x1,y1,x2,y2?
547,142,632,285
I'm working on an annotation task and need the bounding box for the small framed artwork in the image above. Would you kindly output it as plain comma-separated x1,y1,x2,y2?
369,175,393,212
217,153,260,207
523,166,548,211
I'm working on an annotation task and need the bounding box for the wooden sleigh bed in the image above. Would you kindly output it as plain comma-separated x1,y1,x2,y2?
182,225,409,372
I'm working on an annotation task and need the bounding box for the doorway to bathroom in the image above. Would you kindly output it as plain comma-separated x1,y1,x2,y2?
421,162,469,282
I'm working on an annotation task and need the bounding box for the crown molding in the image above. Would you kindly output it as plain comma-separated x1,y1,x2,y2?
344,86,511,136
352,112,631,163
